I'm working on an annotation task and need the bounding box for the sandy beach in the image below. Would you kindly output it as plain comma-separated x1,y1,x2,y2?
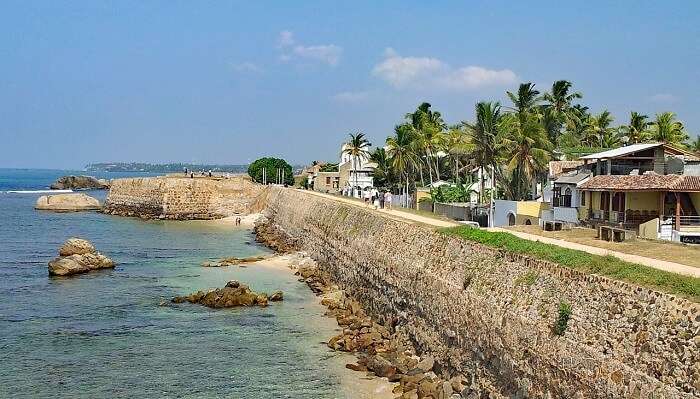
249,253,397,399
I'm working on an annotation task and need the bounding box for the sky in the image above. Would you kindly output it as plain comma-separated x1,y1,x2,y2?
1,1,699,169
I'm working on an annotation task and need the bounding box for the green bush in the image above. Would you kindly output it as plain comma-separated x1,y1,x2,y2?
248,157,294,185
440,226,700,302
554,301,572,336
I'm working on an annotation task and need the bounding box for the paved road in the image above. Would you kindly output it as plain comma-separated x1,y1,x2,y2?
299,189,700,278
489,227,700,278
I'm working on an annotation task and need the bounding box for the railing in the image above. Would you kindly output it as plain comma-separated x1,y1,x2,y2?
665,216,700,227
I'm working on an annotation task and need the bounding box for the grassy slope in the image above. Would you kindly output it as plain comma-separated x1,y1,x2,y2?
440,226,700,302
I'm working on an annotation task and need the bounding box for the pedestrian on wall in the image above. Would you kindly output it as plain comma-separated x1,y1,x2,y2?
385,191,392,210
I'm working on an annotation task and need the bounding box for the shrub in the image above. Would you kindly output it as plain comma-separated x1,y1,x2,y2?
554,301,572,336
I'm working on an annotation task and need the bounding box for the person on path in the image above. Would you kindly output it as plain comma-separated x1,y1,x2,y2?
363,189,371,206
379,191,385,209
384,191,393,210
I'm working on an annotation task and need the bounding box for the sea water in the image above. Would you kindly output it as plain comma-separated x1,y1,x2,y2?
0,169,373,398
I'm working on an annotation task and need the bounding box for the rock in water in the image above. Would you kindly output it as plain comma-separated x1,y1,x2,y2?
172,281,283,309
48,238,115,276
35,193,101,212
59,238,96,256
269,291,284,301
50,175,110,190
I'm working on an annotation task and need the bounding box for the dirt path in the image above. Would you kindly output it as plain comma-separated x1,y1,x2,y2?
489,227,700,278
301,190,460,228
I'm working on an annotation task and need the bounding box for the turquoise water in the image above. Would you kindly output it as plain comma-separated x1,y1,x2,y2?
0,169,362,398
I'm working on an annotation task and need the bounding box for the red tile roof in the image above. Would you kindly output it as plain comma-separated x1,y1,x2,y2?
579,174,700,192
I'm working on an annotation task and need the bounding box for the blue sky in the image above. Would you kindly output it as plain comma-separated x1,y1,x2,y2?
1,1,699,169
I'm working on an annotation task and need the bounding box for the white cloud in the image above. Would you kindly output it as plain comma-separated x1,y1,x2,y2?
278,30,295,47
372,48,517,91
276,31,342,66
292,44,342,66
648,93,678,103
332,91,371,103
231,62,262,73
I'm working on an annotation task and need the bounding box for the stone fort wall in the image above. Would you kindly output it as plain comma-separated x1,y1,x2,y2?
259,187,699,398
103,176,265,219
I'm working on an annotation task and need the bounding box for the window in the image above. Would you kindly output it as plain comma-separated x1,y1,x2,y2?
581,191,586,206
326,177,331,185
563,188,572,208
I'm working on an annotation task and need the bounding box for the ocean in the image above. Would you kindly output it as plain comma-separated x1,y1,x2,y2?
0,169,375,398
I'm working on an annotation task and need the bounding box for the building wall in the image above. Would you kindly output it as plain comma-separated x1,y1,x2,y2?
313,172,340,193
493,200,517,226
259,187,699,398
516,201,549,218
625,191,659,211
690,193,700,213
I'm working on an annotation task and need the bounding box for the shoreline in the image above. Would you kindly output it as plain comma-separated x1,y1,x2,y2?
247,253,397,399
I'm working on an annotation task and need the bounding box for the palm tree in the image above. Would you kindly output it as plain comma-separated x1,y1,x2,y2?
649,112,689,145
623,112,650,144
406,103,446,185
506,82,541,122
464,101,502,204
442,124,474,183
369,147,392,188
386,124,418,207
542,80,582,144
690,135,700,153
342,132,371,194
500,112,552,200
587,110,616,148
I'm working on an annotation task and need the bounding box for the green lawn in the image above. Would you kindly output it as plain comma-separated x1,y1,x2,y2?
440,226,700,302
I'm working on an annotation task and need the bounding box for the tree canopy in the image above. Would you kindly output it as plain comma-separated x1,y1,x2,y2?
247,157,294,185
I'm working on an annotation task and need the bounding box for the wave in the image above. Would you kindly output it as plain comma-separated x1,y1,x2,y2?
4,189,73,194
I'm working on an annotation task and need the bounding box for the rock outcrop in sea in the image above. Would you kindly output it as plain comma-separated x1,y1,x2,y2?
50,175,110,190
35,193,101,212
48,238,115,276
172,280,283,308
200,255,268,267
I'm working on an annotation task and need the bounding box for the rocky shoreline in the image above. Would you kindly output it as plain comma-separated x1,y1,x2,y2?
265,251,501,399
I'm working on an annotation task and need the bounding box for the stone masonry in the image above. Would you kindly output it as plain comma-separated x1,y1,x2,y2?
103,176,265,219
259,187,700,398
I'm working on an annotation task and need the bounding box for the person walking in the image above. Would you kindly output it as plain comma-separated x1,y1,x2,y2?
363,188,371,206
384,191,393,210
379,190,385,209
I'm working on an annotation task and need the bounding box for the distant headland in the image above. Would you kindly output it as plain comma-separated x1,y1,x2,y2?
85,162,250,173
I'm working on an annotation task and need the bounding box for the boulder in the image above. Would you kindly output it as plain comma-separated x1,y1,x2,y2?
50,175,109,190
59,238,95,256
35,193,101,212
172,281,283,309
48,238,114,276
269,291,284,301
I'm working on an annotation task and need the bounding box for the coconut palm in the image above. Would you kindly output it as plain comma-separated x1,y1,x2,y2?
649,112,689,145
464,101,502,203
506,82,541,122
542,80,582,144
621,112,650,144
386,124,419,207
342,132,371,193
442,124,474,183
690,135,700,153
500,113,552,200
406,103,446,185
586,110,616,148
369,147,392,188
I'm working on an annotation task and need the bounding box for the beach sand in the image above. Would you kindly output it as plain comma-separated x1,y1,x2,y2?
206,213,264,229
251,254,398,399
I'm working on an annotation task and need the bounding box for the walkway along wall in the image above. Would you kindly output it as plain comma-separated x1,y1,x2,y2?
103,176,265,219
258,187,699,398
